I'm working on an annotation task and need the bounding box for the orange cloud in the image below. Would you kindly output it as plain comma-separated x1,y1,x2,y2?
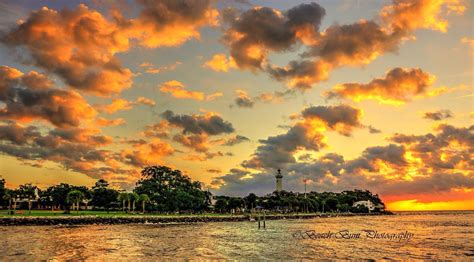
381,0,466,33
135,97,156,106
96,97,155,114
222,1,465,90
139,61,182,74
2,2,219,96
159,80,205,100
204,53,237,72
119,0,218,48
96,98,134,114
173,133,209,152
0,66,96,128
326,68,437,105
206,92,224,101
95,117,126,127
2,4,133,96
120,138,174,167
159,80,223,101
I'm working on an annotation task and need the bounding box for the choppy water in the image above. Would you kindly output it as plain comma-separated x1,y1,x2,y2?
1,211,473,260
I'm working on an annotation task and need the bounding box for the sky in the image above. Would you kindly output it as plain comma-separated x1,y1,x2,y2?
0,0,472,211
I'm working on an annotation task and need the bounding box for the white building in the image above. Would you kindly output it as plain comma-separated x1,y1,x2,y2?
352,200,384,212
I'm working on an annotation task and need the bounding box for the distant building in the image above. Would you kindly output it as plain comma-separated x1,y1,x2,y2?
352,200,385,212
275,169,283,192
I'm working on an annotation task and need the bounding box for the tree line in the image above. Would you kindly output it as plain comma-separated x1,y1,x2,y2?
0,165,385,214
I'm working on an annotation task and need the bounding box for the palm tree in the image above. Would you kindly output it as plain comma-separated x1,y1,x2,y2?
117,192,129,213
138,194,150,213
67,190,85,214
17,184,37,215
2,190,12,215
130,193,139,212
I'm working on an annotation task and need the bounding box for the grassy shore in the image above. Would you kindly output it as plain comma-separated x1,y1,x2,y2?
0,210,391,226
0,210,235,217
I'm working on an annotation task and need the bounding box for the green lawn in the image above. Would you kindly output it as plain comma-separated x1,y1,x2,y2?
0,210,329,217
0,210,250,217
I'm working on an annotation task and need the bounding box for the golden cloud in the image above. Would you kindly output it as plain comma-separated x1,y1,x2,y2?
325,68,437,105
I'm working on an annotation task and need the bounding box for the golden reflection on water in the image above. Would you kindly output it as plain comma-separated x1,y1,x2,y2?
1,211,473,260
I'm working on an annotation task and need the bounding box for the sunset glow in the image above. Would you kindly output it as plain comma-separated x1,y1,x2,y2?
0,0,472,211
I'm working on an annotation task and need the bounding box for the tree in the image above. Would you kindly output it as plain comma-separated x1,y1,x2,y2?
45,183,73,212
90,180,118,211
117,192,130,212
244,193,257,210
134,166,208,212
3,189,13,214
324,197,339,212
129,192,139,212
67,190,85,214
138,194,150,213
17,183,38,215
214,198,228,213
0,178,5,207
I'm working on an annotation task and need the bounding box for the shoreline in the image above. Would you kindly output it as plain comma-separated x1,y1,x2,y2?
0,212,390,226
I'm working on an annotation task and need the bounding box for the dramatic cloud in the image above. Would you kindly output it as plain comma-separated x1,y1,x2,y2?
222,3,325,70
159,80,222,101
325,68,437,105
233,89,293,108
300,105,364,136
96,98,134,114
215,124,474,200
96,97,155,114
423,109,453,121
161,110,235,135
1,1,218,96
135,96,156,106
380,0,466,33
222,135,250,146
0,122,40,145
1,4,132,96
234,89,254,108
120,138,174,167
242,105,364,169
0,66,96,128
204,53,237,72
95,117,126,127
121,0,219,48
139,61,182,74
220,0,465,90
0,122,123,177
173,133,209,152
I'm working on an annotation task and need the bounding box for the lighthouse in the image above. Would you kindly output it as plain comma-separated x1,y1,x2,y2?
275,169,283,192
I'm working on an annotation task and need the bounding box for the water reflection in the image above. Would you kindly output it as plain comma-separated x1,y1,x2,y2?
1,211,473,260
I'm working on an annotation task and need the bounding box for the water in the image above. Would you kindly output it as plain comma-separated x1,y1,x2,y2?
1,211,473,260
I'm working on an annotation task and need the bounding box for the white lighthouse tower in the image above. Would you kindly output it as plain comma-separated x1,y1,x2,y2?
275,169,283,192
